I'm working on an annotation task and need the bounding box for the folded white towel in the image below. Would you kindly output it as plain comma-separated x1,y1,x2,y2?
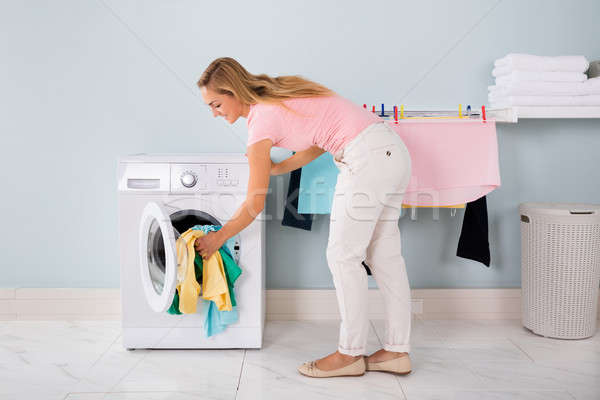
494,53,589,73
495,71,588,85
488,94,600,107
488,77,600,96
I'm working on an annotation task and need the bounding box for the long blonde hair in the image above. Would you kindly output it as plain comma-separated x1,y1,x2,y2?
197,57,335,111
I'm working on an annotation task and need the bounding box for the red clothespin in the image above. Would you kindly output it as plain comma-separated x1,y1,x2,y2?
372,105,376,113
394,106,398,124
363,104,367,109
481,105,486,122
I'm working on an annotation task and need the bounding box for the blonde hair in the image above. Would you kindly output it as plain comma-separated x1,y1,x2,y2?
197,57,335,111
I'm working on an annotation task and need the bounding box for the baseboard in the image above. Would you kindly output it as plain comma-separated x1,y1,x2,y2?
0,288,598,321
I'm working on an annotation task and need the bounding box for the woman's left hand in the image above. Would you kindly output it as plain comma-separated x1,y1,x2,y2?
194,231,225,261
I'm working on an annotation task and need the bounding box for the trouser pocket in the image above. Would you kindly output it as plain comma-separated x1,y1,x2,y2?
333,156,353,175
367,142,412,189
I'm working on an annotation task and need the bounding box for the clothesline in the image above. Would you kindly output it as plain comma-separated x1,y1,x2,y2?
363,104,489,122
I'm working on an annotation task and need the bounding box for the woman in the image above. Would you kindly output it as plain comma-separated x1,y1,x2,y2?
194,57,413,378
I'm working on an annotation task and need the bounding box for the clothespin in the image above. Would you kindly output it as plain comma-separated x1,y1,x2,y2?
400,105,404,119
481,105,486,122
467,105,471,117
458,104,462,119
450,208,457,217
363,104,367,109
394,106,398,124
410,206,417,221
380,103,386,117
372,105,376,113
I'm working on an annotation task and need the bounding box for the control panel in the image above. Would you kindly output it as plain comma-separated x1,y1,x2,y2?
216,165,240,187
170,163,248,193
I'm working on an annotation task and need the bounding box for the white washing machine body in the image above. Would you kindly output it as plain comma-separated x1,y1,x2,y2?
117,153,265,349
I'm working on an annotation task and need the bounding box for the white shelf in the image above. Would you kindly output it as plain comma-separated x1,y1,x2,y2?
487,106,600,123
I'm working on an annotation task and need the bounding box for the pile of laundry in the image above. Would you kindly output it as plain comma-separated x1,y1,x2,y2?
488,53,600,107
167,225,242,337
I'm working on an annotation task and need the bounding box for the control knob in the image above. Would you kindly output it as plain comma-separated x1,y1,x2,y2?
180,171,197,188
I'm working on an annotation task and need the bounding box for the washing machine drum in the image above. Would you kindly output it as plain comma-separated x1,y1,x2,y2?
170,209,222,238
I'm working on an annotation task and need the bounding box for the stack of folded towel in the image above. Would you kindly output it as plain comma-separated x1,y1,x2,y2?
488,54,600,108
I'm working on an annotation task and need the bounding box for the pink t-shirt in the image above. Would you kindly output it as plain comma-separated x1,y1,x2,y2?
245,95,381,155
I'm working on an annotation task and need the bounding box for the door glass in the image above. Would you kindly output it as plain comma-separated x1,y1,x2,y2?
147,219,167,295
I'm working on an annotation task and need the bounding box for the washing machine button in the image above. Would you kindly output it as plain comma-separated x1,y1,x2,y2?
180,171,197,188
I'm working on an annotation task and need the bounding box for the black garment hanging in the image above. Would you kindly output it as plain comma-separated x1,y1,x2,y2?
281,153,372,275
361,261,373,275
456,195,491,267
281,158,314,231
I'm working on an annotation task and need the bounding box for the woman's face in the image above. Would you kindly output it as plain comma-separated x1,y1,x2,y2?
200,86,249,124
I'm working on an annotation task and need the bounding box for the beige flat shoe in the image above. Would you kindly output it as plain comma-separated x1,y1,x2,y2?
366,353,412,375
297,356,366,378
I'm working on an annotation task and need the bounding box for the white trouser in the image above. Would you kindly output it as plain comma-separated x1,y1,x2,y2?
328,121,412,356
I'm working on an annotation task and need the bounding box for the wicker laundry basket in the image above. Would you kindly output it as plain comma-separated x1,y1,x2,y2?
520,202,600,339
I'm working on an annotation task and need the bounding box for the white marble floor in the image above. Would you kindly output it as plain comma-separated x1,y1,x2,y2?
0,317,599,400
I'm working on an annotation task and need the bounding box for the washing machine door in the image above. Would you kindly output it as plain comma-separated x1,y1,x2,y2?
139,201,178,312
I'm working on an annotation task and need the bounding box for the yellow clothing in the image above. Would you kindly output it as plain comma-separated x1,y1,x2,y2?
175,229,232,314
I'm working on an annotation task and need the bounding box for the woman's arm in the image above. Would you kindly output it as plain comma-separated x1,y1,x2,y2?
214,138,273,243
271,145,326,175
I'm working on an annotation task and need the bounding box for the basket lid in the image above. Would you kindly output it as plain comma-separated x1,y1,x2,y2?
519,202,600,216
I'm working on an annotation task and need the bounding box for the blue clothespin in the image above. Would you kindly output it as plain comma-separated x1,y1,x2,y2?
380,103,386,117
466,105,471,117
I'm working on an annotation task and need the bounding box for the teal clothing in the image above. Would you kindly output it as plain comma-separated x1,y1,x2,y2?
167,225,242,338
298,152,339,214
202,299,239,337
167,291,182,315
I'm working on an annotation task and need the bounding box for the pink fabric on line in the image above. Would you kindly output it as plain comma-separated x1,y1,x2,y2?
245,95,381,156
387,119,501,206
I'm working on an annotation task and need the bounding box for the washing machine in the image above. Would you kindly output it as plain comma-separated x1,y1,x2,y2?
117,153,265,350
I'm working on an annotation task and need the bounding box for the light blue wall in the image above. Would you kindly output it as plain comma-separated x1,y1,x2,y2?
1,0,599,288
